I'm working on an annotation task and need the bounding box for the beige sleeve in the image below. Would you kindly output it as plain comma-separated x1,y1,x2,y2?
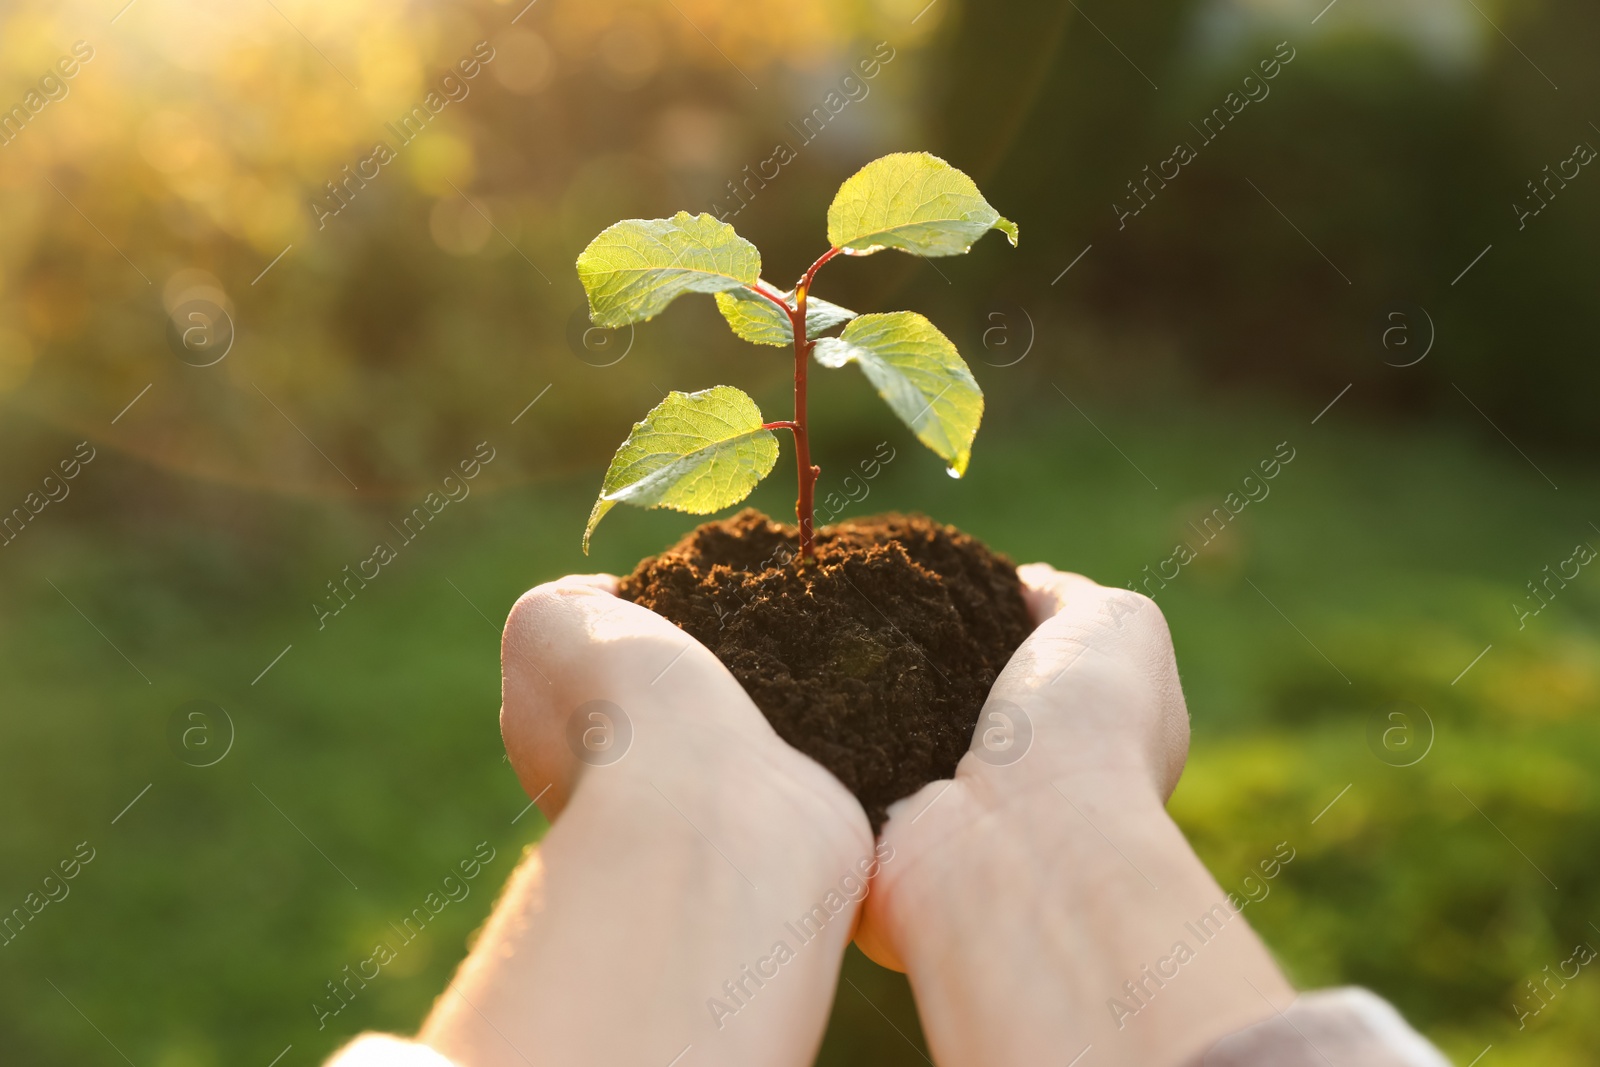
1192,988,1452,1066
323,1034,459,1067
324,990,1449,1067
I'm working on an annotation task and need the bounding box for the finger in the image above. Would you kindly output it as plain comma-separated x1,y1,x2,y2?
854,778,957,974
1015,562,1111,627
853,910,907,973
999,565,1155,697
551,573,620,595
972,567,1189,796
499,576,769,820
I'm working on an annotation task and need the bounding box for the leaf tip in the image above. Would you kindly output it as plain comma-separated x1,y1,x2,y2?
583,497,613,555
997,216,1019,247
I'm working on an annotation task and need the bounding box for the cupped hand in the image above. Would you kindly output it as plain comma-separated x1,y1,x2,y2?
421,575,875,1067
853,566,1290,1067
499,573,869,845
857,565,1190,970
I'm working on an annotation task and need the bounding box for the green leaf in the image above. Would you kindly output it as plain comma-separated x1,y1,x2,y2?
713,284,857,347
812,312,983,477
826,152,1018,258
576,212,761,328
583,386,780,552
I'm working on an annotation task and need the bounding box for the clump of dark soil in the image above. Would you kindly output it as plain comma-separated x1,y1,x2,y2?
619,509,1034,831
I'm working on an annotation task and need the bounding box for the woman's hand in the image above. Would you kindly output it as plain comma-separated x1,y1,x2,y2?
855,565,1292,1067
418,575,874,1067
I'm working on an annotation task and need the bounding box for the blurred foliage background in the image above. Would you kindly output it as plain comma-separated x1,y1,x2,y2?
1,0,1597,1063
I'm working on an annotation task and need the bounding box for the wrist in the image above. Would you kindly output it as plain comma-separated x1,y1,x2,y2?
566,716,873,879
888,771,1172,952
879,773,1289,1067
883,767,1165,923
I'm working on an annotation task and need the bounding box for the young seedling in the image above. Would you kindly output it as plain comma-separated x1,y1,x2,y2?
576,151,1017,559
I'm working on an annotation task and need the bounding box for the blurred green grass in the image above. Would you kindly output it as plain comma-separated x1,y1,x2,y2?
1,391,1596,1066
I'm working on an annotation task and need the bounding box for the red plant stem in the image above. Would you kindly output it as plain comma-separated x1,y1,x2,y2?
744,248,844,560
799,245,842,295
790,309,818,559
748,281,791,312
789,246,843,559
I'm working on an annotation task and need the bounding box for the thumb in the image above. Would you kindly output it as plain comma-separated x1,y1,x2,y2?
499,575,774,821
961,564,1189,797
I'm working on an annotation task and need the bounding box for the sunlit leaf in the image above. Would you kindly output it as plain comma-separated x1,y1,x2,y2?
826,152,1018,258
714,283,857,346
812,312,983,476
584,386,780,552
576,212,761,328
